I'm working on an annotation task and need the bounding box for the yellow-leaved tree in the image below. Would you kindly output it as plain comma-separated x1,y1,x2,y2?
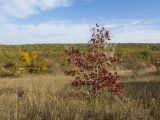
18,50,49,73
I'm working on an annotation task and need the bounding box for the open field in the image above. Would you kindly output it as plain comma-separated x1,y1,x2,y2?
0,72,160,120
0,43,160,120
1,0,160,119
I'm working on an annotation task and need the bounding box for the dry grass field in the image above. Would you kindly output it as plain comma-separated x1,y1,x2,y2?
0,72,160,120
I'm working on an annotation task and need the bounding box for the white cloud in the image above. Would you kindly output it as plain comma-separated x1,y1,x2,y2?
0,21,90,44
0,20,160,44
110,20,160,43
0,0,72,18
113,30,160,43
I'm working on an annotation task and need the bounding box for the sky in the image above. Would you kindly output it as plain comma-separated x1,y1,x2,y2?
0,0,160,44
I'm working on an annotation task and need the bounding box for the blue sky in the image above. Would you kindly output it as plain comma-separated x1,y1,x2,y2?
0,0,160,44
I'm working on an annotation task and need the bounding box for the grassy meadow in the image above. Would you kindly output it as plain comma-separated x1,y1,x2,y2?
0,44,160,120
0,72,160,120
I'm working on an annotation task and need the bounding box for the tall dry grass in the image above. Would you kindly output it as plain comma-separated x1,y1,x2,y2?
0,73,160,120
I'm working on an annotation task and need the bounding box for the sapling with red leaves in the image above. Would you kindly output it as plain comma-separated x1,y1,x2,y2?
65,24,122,95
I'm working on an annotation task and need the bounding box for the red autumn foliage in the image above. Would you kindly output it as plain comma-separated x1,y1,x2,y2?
65,24,122,95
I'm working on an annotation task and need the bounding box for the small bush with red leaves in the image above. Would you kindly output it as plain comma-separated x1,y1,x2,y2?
65,24,122,95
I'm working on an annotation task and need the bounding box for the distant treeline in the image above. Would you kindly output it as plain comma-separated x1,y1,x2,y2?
0,43,160,77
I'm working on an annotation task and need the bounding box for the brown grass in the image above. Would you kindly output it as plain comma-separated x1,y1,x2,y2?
0,72,160,120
